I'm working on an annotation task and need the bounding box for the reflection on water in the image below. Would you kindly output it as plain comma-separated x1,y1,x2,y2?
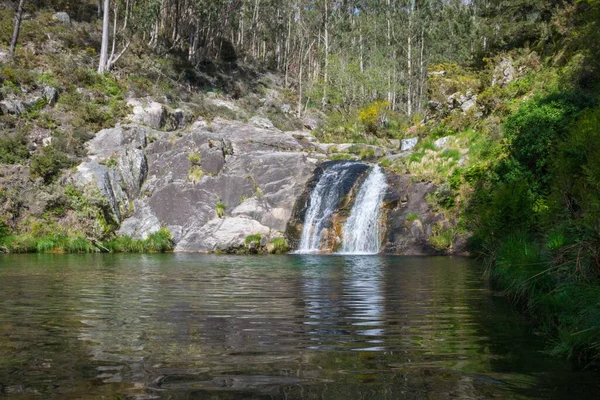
0,254,598,399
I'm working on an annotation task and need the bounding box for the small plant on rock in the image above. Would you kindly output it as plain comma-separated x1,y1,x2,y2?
188,165,204,184
245,234,262,248
270,237,289,254
216,201,226,218
406,213,420,222
188,152,201,165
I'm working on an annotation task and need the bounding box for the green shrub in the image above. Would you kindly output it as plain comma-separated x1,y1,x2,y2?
103,228,173,253
429,225,454,252
358,101,389,134
379,158,392,168
270,237,289,254
440,149,461,160
406,213,419,222
245,234,262,246
145,228,173,252
546,231,566,251
408,150,425,163
188,152,201,165
0,131,29,164
359,147,375,160
433,184,456,209
216,201,226,218
330,153,354,161
421,140,436,151
503,92,591,193
30,145,74,183
188,165,204,183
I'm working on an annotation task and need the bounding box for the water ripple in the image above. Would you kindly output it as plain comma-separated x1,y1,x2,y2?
0,254,598,399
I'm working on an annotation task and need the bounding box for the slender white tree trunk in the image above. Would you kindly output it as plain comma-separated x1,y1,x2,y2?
407,10,413,117
321,1,329,111
98,0,110,73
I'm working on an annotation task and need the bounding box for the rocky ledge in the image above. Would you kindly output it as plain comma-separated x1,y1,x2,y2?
69,107,464,254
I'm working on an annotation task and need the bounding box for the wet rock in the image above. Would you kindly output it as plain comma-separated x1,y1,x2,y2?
52,12,70,23
382,173,448,255
286,161,370,249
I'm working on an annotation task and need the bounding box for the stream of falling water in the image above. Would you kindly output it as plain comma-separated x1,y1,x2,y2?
340,165,387,254
296,162,357,253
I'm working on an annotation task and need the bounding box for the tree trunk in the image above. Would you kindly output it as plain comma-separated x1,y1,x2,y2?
284,10,291,86
407,9,413,117
321,0,329,111
97,0,110,73
418,27,425,114
251,0,260,58
9,0,26,57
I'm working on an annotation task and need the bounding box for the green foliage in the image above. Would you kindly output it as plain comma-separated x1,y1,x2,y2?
103,228,173,253
408,150,425,163
0,131,30,164
245,234,262,246
216,201,226,218
358,147,375,160
552,107,600,241
420,140,436,151
429,225,454,252
145,228,174,252
330,153,354,161
270,237,289,254
440,149,460,161
1,233,96,254
432,184,456,209
546,231,566,252
30,145,74,183
188,165,204,184
406,213,420,222
378,158,392,168
188,152,201,165
503,92,591,192
358,101,389,135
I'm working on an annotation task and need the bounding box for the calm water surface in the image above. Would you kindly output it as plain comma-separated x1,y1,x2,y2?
0,254,598,399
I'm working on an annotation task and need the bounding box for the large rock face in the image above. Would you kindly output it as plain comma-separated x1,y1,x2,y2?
73,117,324,251
382,174,450,255
71,109,464,254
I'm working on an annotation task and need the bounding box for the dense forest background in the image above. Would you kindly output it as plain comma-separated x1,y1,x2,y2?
1,0,600,365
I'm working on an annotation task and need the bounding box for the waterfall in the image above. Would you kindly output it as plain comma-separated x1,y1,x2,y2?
340,165,387,254
297,162,358,253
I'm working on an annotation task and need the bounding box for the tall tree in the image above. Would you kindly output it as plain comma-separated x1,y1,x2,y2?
97,0,110,73
9,0,26,57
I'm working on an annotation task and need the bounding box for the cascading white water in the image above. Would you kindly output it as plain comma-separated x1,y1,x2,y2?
297,162,356,253
340,165,387,254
